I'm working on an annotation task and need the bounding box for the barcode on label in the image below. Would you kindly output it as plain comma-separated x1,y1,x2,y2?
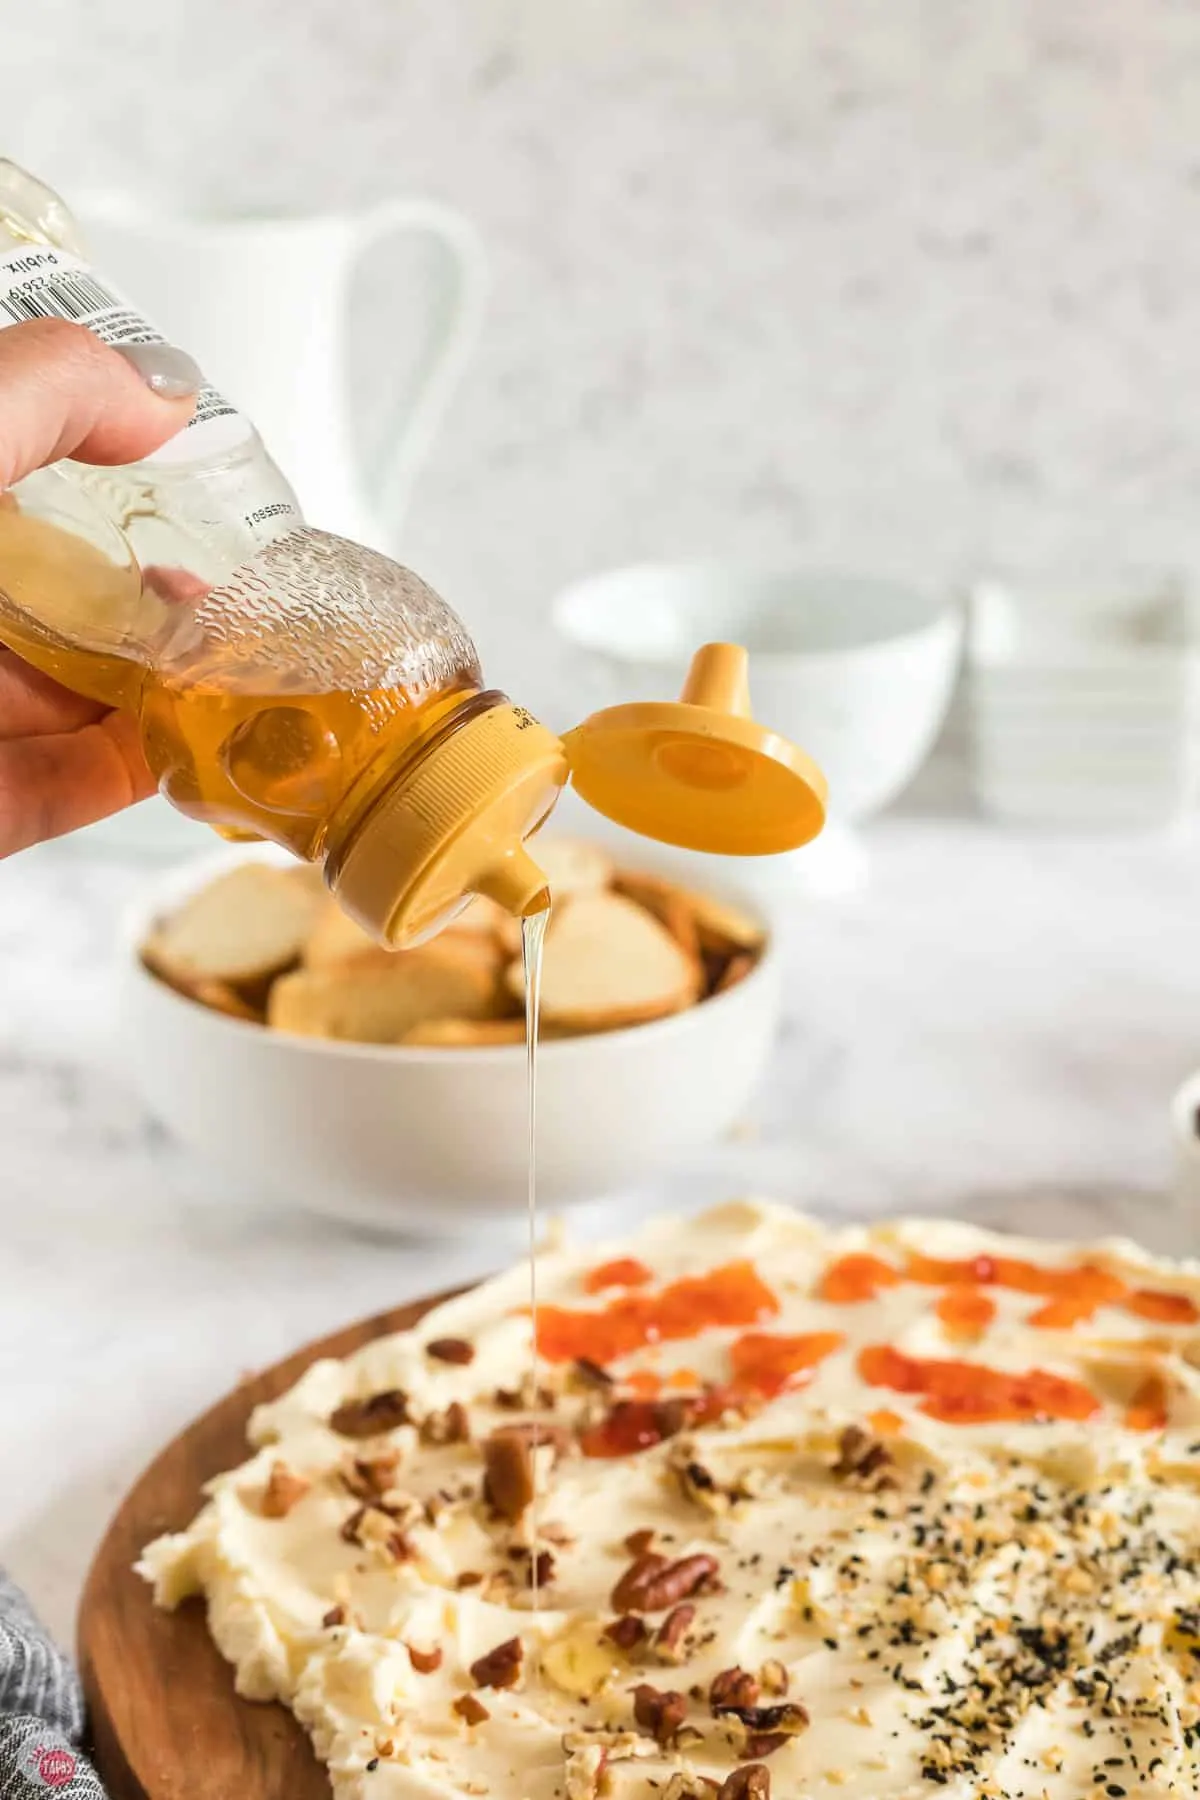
0,269,125,325
192,386,238,426
0,243,256,463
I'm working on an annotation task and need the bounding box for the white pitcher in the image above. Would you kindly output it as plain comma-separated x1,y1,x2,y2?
79,194,488,552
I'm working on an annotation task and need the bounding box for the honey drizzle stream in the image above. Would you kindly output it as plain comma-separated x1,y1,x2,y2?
521,903,550,1672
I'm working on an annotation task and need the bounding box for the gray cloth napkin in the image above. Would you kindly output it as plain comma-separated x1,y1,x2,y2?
0,1574,103,1798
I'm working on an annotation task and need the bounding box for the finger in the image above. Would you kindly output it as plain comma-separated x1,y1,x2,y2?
0,709,155,857
0,318,200,489
144,564,211,604
0,648,109,740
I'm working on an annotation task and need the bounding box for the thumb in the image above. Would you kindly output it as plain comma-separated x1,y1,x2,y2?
0,317,201,490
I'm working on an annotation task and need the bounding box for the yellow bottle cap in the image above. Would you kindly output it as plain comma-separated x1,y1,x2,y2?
333,646,825,946
333,699,568,946
562,642,827,854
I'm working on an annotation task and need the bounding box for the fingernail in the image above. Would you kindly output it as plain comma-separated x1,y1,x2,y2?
115,342,204,400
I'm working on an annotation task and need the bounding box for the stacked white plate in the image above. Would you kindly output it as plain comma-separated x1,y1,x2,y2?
967,578,1199,828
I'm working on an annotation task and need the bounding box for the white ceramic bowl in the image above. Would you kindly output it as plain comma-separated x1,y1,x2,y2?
120,845,781,1233
551,564,963,822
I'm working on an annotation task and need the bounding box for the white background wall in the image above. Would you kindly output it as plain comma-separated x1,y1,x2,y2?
7,0,1200,721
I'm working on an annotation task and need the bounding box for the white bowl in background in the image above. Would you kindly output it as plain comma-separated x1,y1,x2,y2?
120,845,782,1233
551,564,963,822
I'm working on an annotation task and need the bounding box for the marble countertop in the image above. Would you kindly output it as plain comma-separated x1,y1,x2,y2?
2,816,1200,1646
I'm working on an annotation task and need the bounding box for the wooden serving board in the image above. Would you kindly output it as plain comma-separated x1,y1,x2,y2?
78,1288,459,1800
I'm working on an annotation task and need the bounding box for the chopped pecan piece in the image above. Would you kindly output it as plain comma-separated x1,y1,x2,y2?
632,1683,688,1746
563,1741,607,1800
665,1778,720,1800
342,1451,401,1502
638,1552,721,1612
426,1337,475,1365
494,1377,557,1410
710,1667,760,1712
624,1527,656,1555
653,1603,696,1663
678,1455,760,1514
483,1429,534,1523
561,1728,653,1760
445,1400,471,1440
329,1390,410,1439
341,1505,367,1545
482,1425,536,1526
420,1401,472,1446
832,1424,894,1489
562,1728,662,1797
322,1604,347,1628
528,1549,555,1587
455,1571,483,1589
670,1440,766,1513
482,1567,517,1601
605,1614,647,1652
573,1357,614,1390
340,1504,412,1561
743,1734,788,1759
676,1458,724,1512
723,1703,809,1743
611,1548,720,1612
469,1636,524,1690
483,1422,569,1522
718,1767,770,1799
260,1462,309,1518
407,1642,443,1674
454,1694,490,1725
611,1551,669,1611
759,1659,789,1696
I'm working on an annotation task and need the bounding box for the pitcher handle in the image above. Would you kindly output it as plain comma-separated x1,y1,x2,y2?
347,199,488,544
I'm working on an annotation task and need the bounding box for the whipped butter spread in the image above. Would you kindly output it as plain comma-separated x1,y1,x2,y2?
141,1201,1200,1799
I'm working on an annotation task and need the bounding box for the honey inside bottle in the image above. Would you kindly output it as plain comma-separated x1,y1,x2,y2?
138,667,480,857
0,501,486,860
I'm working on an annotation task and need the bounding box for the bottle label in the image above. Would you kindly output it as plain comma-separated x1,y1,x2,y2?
0,243,254,465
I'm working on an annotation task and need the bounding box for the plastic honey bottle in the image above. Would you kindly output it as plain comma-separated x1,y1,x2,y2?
0,160,827,944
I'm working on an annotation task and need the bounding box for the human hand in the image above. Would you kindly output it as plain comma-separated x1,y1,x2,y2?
0,318,201,855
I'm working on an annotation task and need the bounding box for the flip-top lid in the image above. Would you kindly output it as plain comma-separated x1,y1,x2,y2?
563,642,827,854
